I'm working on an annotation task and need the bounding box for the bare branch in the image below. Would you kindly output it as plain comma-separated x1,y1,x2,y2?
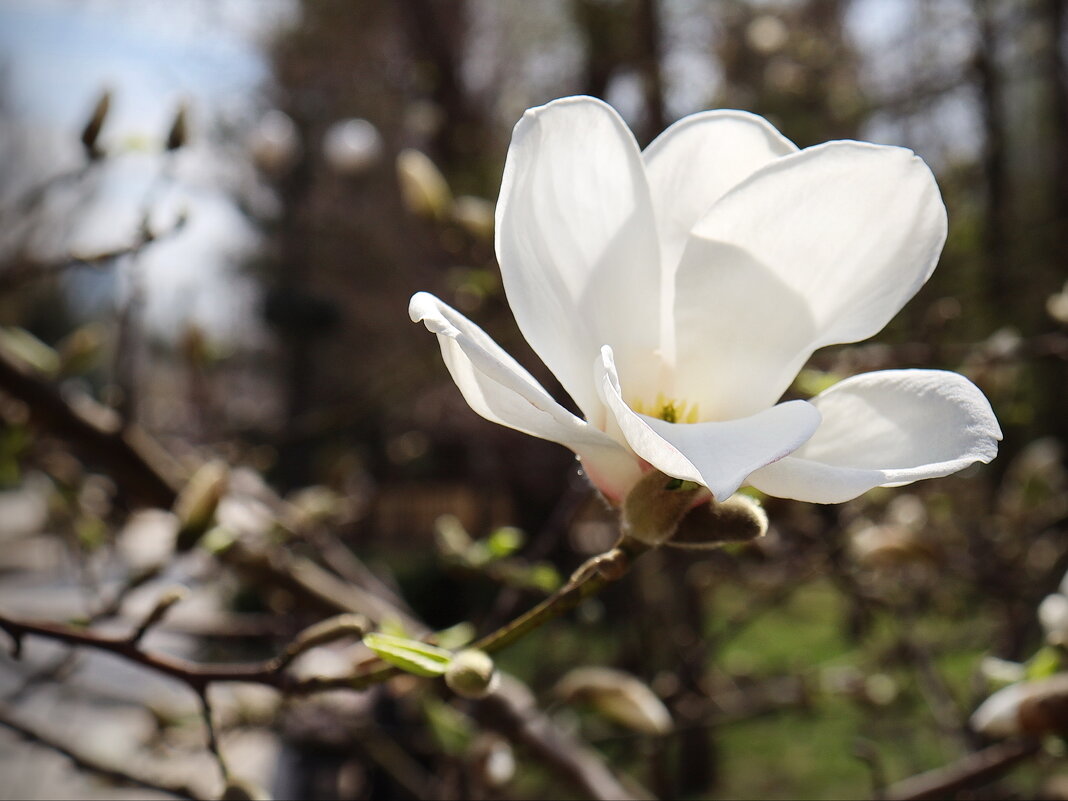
0,345,184,508
0,214,187,294
883,739,1041,800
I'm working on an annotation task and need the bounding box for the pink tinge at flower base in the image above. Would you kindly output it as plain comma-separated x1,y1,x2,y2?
410,96,1002,506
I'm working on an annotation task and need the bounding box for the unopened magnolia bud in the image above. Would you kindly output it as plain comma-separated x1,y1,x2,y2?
323,118,382,175
166,103,188,151
220,778,270,801
556,666,672,735
469,734,515,788
451,195,495,240
1040,593,1068,646
58,322,105,376
174,461,229,551
397,148,451,220
445,649,498,699
249,109,301,175
81,89,112,159
622,470,702,546
972,673,1068,738
435,514,478,562
979,656,1026,685
850,523,936,567
668,494,767,550
1048,281,1068,325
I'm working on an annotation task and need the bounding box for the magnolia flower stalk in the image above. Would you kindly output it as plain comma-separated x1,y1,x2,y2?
411,96,1001,505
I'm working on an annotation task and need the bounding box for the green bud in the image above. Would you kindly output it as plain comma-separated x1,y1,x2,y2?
174,461,229,551
445,649,498,699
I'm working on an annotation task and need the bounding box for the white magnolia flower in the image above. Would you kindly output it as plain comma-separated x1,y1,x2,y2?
410,96,1001,505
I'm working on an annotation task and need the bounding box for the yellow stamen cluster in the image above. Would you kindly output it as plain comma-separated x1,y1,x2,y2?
633,393,700,424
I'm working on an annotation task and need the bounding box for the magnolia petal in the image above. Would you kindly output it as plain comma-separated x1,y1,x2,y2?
597,347,821,501
676,141,946,417
643,110,797,277
495,96,662,423
672,241,819,420
410,293,640,501
747,370,1002,503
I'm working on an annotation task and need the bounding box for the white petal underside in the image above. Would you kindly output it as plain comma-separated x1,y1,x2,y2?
746,369,1002,503
597,346,821,501
410,293,641,501
495,96,662,426
674,141,947,419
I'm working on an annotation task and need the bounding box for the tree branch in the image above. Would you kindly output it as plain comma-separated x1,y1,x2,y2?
882,738,1041,800
0,346,183,508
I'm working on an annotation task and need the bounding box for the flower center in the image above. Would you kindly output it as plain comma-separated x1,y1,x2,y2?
634,393,700,424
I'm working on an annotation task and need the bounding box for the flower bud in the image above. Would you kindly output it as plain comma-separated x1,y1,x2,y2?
555,666,672,735
1047,280,1068,325
80,89,112,159
397,148,451,220
979,656,1026,685
174,461,229,551
166,102,189,151
323,118,382,176
668,494,768,549
451,195,495,240
622,470,703,547
445,649,498,699
469,734,515,788
58,322,106,376
220,778,270,801
850,523,936,567
249,110,301,175
971,673,1068,738
1040,593,1068,646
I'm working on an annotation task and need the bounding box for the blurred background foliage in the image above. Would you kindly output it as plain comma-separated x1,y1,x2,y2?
0,0,1067,799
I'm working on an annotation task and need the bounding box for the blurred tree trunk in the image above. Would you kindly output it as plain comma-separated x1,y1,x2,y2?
974,0,1010,314
574,0,626,102
1038,0,1068,446
396,0,485,173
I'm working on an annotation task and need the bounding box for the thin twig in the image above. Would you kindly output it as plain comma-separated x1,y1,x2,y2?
0,611,377,694
473,544,644,655
0,215,187,293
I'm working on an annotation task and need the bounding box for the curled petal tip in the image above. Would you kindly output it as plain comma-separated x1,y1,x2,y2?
408,292,458,337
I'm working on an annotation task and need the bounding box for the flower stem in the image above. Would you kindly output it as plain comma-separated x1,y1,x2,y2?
471,536,650,655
